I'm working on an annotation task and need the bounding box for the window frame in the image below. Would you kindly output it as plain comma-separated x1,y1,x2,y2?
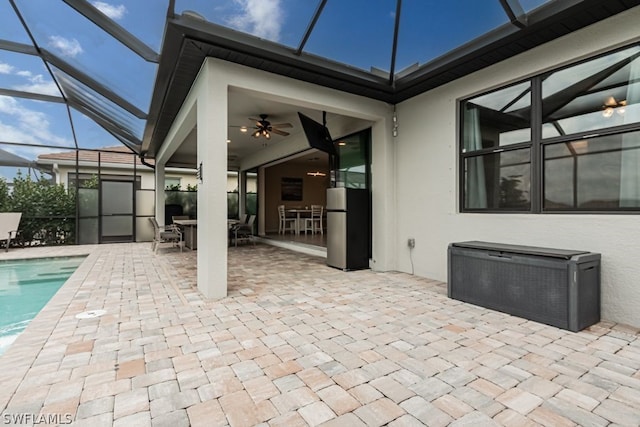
459,42,640,214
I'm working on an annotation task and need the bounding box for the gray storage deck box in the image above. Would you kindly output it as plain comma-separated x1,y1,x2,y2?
448,241,600,332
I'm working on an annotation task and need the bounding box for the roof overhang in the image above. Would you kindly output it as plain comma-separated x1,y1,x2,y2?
142,0,640,159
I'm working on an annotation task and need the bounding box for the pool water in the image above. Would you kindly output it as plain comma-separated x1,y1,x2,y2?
0,256,85,355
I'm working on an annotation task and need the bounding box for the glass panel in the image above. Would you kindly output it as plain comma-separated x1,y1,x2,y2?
462,82,532,153
228,192,238,219
78,217,98,244
69,109,123,150
102,216,132,237
303,0,395,73
544,131,640,209
246,192,257,216
0,50,60,97
335,130,369,189
102,181,132,215
175,0,317,48
542,45,640,138
136,216,154,242
397,0,510,73
92,1,168,53
165,190,197,220
464,148,531,210
0,1,31,43
245,171,257,216
52,67,144,144
0,95,75,147
78,188,98,217
136,189,155,216
14,0,157,111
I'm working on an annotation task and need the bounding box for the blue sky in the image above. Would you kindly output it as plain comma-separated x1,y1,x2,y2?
0,0,550,175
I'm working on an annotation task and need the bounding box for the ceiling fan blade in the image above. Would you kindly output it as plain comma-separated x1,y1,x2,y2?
271,128,290,136
271,123,292,128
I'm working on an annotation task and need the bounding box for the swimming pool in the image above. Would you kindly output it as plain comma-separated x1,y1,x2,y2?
0,256,86,355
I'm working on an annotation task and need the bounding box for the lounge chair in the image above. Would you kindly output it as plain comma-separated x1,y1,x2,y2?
0,212,22,252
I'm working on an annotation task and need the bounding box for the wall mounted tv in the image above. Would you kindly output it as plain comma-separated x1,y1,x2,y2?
298,112,337,156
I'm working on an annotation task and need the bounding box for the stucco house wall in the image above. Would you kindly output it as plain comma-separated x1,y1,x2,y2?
393,7,640,327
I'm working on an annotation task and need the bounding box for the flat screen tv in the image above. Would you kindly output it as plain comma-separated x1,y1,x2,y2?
298,112,337,156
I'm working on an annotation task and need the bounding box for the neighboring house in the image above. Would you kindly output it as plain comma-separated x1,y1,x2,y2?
36,145,244,193
36,145,197,191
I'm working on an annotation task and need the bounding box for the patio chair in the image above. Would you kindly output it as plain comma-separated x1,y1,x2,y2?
149,217,183,253
0,212,22,252
231,215,256,246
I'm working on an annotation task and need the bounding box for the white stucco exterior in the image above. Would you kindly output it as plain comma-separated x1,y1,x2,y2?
159,6,640,327
393,7,640,327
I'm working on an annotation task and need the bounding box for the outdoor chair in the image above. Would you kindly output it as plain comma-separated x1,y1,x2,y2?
0,212,22,252
149,217,183,253
230,215,256,246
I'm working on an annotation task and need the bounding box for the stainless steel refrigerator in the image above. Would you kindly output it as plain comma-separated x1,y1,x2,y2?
326,187,370,270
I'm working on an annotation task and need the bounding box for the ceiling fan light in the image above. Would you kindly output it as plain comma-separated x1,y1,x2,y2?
265,132,271,140
604,96,617,107
252,130,261,138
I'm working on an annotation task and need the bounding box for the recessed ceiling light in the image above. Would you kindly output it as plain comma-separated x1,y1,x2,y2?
240,126,248,133
338,141,347,146
226,139,231,143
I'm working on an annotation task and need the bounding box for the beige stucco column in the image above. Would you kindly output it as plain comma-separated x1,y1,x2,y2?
195,64,229,298
153,160,166,225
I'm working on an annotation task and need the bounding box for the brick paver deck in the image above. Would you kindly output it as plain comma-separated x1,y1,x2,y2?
0,243,639,426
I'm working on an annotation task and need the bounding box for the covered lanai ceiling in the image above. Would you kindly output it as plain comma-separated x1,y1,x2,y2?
1,0,639,167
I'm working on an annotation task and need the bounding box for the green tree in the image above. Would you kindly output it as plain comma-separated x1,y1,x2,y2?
0,177,10,211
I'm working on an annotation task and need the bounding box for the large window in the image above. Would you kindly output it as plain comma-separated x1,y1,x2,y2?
460,43,640,212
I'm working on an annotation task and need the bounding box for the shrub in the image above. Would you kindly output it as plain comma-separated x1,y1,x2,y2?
9,171,76,245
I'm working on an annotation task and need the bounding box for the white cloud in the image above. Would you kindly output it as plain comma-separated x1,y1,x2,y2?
227,0,283,42
13,80,60,97
0,63,15,74
0,96,71,147
91,1,127,20
48,36,83,58
16,70,32,77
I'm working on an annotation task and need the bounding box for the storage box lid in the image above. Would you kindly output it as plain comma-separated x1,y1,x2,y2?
451,241,590,259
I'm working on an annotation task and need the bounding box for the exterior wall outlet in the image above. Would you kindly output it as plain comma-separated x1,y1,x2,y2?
408,238,415,248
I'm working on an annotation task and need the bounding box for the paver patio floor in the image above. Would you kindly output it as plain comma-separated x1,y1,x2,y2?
0,242,639,426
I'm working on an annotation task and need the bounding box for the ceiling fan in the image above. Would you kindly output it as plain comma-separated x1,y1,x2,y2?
248,114,292,139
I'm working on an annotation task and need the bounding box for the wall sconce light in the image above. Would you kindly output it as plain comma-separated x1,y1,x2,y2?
197,161,203,183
